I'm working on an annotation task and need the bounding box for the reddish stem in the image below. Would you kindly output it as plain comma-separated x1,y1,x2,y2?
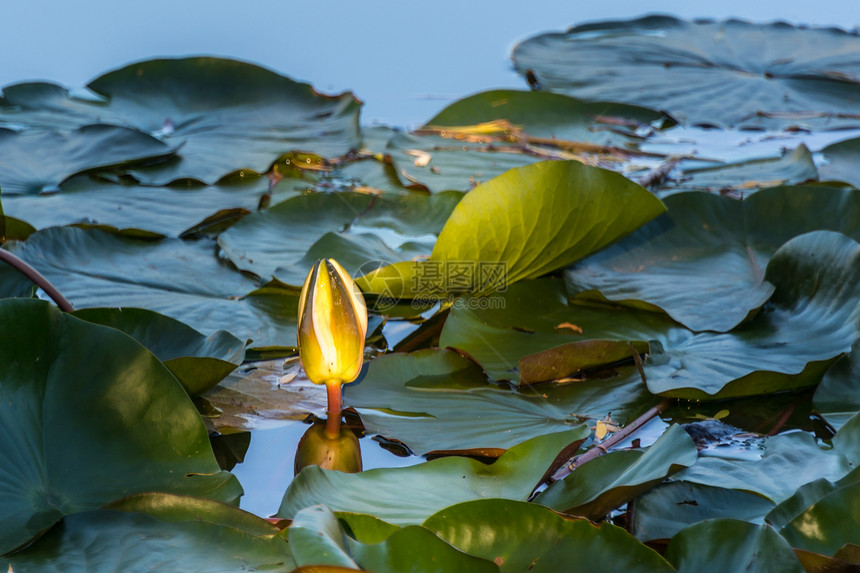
325,381,342,439
0,248,74,311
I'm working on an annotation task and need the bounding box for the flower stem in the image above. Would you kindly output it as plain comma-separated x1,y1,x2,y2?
0,248,74,311
325,380,342,439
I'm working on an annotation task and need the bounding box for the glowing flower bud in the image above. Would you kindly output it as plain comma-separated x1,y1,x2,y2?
297,259,368,386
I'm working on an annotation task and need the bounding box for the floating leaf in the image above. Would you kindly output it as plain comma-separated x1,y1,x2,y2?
72,307,245,395
656,145,818,198
567,185,860,332
0,125,175,195
780,480,860,557
218,191,460,285
665,520,804,573
288,505,496,573
0,299,241,554
518,340,650,384
4,510,294,572
423,499,675,573
279,429,587,524
633,481,777,541
0,57,362,185
5,226,299,350
819,136,860,188
1,173,269,238
514,16,860,130
535,424,698,519
345,348,649,455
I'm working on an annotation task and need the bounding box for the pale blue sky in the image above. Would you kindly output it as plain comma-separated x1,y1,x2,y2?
3,0,858,127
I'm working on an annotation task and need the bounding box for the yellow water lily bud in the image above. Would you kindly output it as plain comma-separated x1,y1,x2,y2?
294,421,363,475
297,259,368,386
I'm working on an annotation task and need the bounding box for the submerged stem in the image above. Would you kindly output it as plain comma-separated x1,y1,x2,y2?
325,380,343,439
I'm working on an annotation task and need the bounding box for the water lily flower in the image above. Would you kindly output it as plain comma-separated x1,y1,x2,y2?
297,258,368,439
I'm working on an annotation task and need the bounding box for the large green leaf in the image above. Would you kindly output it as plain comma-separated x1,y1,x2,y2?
5,227,299,350
1,173,269,238
71,307,245,395
766,466,860,531
0,57,362,185
432,161,665,293
780,480,860,556
423,499,675,573
665,520,804,573
632,481,777,541
344,349,607,455
218,191,460,285
386,90,669,193
278,429,587,525
0,125,175,195
535,424,698,520
513,16,860,130
288,505,496,573
0,299,241,554
566,185,860,332
362,161,666,298
4,510,294,571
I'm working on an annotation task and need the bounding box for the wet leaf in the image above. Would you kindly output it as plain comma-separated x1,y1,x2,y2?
535,424,698,519
0,299,241,554
514,16,860,130
813,341,860,430
0,125,176,195
344,348,639,455
665,519,804,573
632,481,777,541
5,227,300,350
518,340,650,384
566,185,860,332
423,499,675,573
218,191,460,285
4,510,294,572
1,173,269,238
71,307,245,395
820,136,860,188
0,57,362,185
278,429,588,524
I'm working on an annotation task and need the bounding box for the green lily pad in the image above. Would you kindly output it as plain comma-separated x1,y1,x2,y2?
514,16,860,130
423,499,675,573
0,125,176,195
665,520,804,573
813,341,860,431
278,429,588,525
819,136,860,189
217,191,460,285
361,160,666,298
344,348,624,455
656,144,818,198
566,185,860,333
1,57,362,185
71,307,245,395
673,416,860,503
780,480,860,557
632,481,777,541
5,226,299,350
535,424,698,520
1,173,269,238
386,90,670,194
289,505,495,573
4,509,294,571
766,466,860,531
0,299,241,554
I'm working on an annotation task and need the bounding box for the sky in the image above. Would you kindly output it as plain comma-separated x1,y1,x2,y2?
3,0,859,127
